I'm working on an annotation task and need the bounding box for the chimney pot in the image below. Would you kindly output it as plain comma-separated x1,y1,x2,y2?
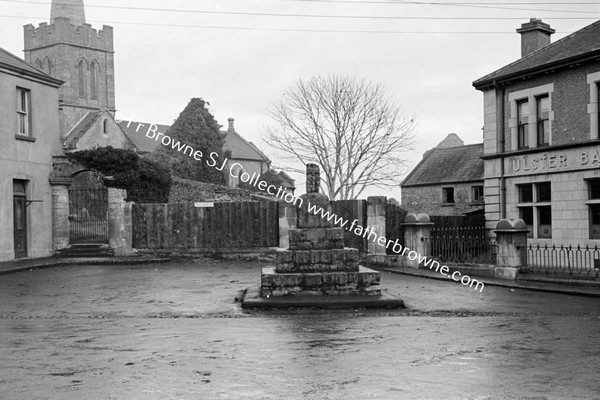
228,118,235,132
516,18,555,58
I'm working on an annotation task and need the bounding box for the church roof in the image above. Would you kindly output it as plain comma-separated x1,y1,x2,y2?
64,111,135,150
0,46,62,87
474,19,600,89
64,111,102,149
401,143,484,187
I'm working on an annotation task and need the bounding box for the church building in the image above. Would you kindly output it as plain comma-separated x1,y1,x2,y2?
23,0,133,151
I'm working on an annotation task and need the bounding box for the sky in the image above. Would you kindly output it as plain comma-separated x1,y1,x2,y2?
1,0,599,199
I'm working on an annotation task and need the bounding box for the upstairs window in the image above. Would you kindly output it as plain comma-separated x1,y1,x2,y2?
536,95,550,147
471,185,484,202
517,99,529,150
77,60,86,98
16,88,31,137
509,84,553,151
90,62,98,100
442,187,454,204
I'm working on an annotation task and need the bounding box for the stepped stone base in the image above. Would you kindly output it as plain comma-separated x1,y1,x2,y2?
241,286,405,309
261,265,382,297
275,248,359,272
289,228,345,250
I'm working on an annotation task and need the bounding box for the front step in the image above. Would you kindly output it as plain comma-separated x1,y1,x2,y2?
57,244,114,258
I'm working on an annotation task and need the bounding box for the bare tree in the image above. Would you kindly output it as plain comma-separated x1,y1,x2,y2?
262,75,415,200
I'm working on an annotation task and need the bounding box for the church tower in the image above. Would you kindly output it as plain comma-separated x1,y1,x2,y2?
23,0,116,138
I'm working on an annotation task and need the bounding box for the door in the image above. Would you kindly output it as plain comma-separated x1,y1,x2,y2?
13,181,27,259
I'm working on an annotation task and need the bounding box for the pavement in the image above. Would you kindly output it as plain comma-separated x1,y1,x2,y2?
1,258,600,399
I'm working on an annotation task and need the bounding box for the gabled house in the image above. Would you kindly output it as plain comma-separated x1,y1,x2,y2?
473,18,600,243
119,117,273,189
0,46,63,260
401,134,484,216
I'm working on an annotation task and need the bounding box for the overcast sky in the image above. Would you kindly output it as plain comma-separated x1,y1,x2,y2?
1,0,599,198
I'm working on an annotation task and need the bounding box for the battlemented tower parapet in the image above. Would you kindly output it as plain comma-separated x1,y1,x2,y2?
24,19,114,53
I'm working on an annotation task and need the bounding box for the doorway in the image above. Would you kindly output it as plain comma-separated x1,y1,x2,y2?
13,180,27,259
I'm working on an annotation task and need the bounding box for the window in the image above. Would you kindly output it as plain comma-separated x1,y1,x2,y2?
102,119,108,134
536,182,551,202
519,207,534,238
538,206,552,238
517,100,529,150
518,184,533,203
586,72,600,140
16,88,31,136
45,57,52,75
471,185,484,202
517,182,551,238
90,62,98,100
77,60,86,98
536,95,550,147
590,205,600,239
509,84,553,150
597,81,600,136
589,179,600,200
588,179,600,239
443,187,454,204
34,59,43,70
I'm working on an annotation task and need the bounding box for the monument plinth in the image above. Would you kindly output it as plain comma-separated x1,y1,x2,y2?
241,164,403,309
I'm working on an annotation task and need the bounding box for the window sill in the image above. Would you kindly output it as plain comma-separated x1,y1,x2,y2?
15,135,36,142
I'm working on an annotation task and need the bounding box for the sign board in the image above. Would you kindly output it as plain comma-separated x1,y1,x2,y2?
505,145,600,176
194,202,215,208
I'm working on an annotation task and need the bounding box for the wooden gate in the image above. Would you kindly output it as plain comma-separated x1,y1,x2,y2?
69,171,108,244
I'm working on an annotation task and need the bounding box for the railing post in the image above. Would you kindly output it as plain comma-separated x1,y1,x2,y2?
403,213,433,269
494,218,529,280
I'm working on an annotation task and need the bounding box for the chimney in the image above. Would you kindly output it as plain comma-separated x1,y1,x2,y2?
228,118,235,132
516,18,555,58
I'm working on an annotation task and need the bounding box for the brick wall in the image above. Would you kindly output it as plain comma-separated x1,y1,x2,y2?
501,62,600,150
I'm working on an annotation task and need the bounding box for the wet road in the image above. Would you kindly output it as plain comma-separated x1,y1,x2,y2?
1,260,599,399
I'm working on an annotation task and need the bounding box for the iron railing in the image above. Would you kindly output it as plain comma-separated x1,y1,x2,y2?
526,244,600,279
69,188,108,244
430,226,496,264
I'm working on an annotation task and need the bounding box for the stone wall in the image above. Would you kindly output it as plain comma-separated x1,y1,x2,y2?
168,177,255,203
402,182,484,216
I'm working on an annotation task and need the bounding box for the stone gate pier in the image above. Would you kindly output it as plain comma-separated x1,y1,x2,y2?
241,164,404,309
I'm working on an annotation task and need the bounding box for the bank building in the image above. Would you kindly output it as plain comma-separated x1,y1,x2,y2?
473,18,600,244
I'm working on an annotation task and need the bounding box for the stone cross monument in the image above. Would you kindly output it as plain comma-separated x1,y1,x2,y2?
242,164,403,307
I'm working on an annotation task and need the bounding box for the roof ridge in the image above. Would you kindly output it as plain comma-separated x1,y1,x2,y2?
474,19,600,86
436,142,483,150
